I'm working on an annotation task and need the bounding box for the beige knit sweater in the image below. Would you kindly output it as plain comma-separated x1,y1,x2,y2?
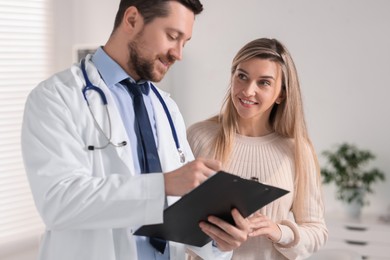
187,120,328,260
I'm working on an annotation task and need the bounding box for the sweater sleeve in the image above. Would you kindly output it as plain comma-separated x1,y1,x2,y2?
274,144,328,259
187,121,217,158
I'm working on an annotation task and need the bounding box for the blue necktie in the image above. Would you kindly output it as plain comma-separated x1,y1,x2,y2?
123,80,162,173
122,80,167,254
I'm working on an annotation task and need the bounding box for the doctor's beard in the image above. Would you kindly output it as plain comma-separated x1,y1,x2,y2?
127,39,175,82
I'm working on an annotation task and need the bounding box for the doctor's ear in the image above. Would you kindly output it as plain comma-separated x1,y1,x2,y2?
123,6,142,30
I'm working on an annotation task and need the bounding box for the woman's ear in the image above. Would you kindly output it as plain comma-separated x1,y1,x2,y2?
275,88,286,104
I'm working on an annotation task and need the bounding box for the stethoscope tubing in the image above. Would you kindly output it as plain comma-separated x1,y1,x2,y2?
81,58,184,162
150,84,185,163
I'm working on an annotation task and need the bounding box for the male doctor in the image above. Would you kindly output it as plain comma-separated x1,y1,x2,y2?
21,0,251,259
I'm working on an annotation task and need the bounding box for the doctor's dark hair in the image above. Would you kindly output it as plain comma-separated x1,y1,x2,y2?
113,0,203,30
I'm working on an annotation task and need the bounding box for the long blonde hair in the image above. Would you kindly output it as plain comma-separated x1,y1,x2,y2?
210,38,321,206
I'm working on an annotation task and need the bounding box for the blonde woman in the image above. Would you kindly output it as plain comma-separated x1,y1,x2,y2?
187,38,328,259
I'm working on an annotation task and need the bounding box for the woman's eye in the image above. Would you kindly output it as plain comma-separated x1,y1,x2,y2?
237,73,247,80
258,80,271,86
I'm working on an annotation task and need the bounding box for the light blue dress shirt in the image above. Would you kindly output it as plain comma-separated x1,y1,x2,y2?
92,47,169,260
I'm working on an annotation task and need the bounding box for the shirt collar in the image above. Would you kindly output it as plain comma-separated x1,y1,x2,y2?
91,47,136,88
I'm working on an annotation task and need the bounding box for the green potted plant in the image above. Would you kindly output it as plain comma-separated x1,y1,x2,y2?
321,143,385,218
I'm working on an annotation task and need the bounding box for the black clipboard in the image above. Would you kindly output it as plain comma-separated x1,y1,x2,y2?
134,171,289,247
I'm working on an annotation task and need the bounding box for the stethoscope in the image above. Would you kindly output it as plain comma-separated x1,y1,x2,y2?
81,58,185,163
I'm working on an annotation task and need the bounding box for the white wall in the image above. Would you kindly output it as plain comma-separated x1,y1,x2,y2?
53,0,390,215
52,0,119,71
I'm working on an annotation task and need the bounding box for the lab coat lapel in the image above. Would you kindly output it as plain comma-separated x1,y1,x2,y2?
150,87,181,172
150,86,181,206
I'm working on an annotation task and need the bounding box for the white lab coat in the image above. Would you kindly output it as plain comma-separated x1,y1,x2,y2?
21,57,232,260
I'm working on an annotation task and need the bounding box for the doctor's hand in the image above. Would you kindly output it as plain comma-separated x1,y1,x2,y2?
164,158,221,196
199,208,251,252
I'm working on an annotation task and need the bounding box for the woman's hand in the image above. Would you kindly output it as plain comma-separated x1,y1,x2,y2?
198,208,251,251
247,212,281,243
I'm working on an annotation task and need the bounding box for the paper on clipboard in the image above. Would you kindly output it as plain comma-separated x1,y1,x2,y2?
134,171,289,247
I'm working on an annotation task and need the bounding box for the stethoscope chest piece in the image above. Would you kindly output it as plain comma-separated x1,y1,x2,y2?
81,59,127,150
178,148,185,164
